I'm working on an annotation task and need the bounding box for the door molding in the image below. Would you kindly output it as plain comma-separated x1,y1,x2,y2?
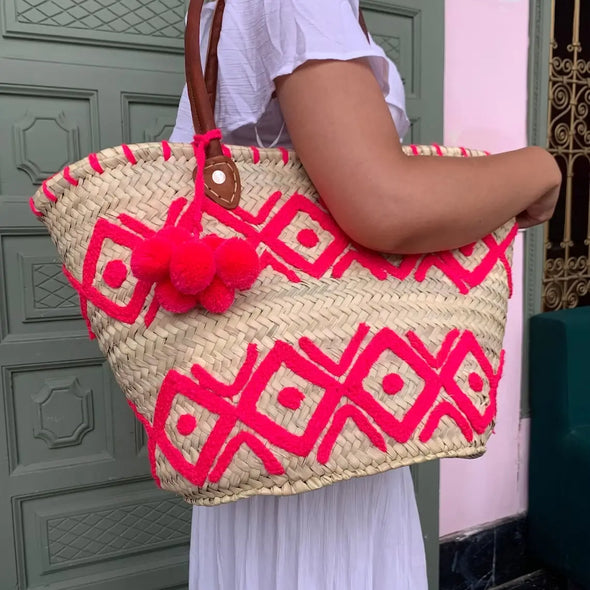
522,0,552,415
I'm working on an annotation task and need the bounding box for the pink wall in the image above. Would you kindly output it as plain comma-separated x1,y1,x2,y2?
440,0,531,537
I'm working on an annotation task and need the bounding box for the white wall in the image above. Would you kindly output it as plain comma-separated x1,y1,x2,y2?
440,0,531,537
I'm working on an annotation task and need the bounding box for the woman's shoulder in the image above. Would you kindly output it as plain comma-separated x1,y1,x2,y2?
210,0,409,137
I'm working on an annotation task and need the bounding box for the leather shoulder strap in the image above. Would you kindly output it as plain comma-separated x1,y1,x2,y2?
185,0,222,156
204,0,225,112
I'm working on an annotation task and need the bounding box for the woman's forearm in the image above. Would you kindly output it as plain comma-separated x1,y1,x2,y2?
363,146,561,254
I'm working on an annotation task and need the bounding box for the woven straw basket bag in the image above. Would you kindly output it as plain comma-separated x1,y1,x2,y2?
31,0,516,506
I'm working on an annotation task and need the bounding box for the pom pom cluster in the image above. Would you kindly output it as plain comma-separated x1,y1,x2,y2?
131,228,260,315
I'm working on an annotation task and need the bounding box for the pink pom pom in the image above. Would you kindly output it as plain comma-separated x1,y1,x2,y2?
202,234,224,250
131,235,173,282
199,276,235,314
215,238,260,290
170,239,216,294
155,279,198,313
159,226,192,244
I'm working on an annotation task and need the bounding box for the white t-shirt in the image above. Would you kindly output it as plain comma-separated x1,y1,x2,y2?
170,0,410,146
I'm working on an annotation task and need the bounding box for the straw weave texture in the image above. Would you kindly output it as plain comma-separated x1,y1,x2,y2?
32,143,514,505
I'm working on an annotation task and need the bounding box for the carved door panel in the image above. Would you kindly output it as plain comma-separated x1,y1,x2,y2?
0,2,191,589
0,1,444,589
363,0,444,143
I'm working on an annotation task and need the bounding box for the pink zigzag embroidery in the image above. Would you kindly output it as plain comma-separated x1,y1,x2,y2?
133,325,504,488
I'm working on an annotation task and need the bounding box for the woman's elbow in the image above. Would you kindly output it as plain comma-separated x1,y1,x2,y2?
312,159,416,253
344,222,410,254
330,196,412,254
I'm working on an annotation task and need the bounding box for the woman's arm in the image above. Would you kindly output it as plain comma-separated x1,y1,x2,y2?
275,59,561,254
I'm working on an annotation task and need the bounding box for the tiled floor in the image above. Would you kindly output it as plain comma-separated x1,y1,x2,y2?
440,517,535,589
439,516,588,590
492,570,585,589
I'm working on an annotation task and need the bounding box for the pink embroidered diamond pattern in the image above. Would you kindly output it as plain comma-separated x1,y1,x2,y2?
258,194,349,278
201,191,516,288
62,218,152,334
66,190,515,337
136,324,504,487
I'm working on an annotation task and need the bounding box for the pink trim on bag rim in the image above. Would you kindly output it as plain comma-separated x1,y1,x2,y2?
432,143,444,157
88,153,104,174
222,145,232,158
122,144,138,165
460,147,469,157
250,146,261,164
410,145,420,156
162,140,172,161
42,180,57,202
63,166,79,186
29,198,43,217
278,147,289,165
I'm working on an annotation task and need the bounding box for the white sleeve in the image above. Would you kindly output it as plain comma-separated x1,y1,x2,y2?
170,0,410,143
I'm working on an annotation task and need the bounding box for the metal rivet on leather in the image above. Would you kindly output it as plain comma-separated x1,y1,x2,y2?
212,170,226,185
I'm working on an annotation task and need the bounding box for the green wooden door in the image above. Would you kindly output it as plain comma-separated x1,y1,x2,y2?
364,0,444,143
0,2,190,589
0,1,443,589
363,2,444,589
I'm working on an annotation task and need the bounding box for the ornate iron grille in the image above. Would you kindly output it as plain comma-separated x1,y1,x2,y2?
543,0,590,310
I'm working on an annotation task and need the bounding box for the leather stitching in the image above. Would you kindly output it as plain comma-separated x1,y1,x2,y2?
204,162,239,206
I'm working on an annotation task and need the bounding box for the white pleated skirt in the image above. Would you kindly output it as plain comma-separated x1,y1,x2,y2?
188,467,428,590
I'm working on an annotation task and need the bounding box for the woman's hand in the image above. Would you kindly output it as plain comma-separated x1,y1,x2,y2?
515,154,562,228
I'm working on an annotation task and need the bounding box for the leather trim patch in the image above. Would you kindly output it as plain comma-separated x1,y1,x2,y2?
201,155,241,210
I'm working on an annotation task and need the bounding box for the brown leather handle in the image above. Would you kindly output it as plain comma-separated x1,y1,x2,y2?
185,0,222,157
185,0,370,145
203,0,225,115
